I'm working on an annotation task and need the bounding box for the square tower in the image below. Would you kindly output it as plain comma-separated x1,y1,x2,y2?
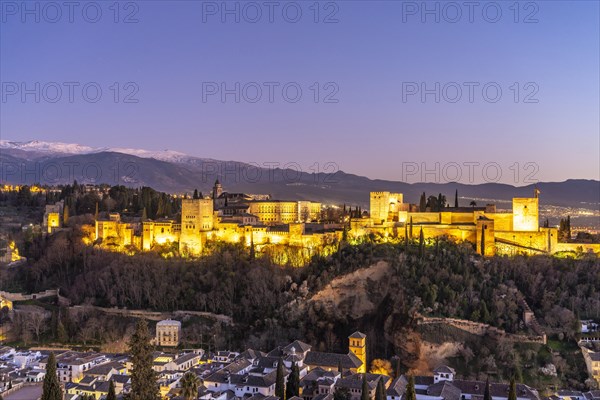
370,192,403,224
476,216,495,256
348,331,367,373
180,198,214,256
512,197,539,231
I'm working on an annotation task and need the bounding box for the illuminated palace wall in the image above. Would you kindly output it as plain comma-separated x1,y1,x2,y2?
142,221,181,250
208,222,341,250
93,198,330,257
91,191,598,257
364,190,581,256
248,200,321,224
96,213,137,247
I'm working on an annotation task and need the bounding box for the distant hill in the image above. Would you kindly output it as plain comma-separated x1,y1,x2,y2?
1,141,599,211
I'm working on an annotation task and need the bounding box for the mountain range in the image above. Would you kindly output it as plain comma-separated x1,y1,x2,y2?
1,140,599,214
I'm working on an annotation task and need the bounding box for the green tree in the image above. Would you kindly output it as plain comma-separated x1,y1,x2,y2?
275,358,286,400
508,376,517,400
483,378,491,400
454,189,459,208
419,227,424,258
129,319,159,400
437,193,447,210
361,374,370,400
419,192,427,212
375,378,386,400
180,371,201,400
106,380,117,400
405,376,416,400
285,361,300,399
63,204,69,225
41,352,63,400
394,357,401,378
334,387,351,400
480,225,486,255
56,320,68,343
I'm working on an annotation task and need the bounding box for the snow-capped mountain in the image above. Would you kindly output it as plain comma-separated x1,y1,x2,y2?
1,140,598,214
0,140,97,155
0,139,194,163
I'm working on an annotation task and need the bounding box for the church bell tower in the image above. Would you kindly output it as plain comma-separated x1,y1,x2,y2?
348,331,367,373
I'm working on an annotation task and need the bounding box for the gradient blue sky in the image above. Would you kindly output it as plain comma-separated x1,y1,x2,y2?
1,0,599,184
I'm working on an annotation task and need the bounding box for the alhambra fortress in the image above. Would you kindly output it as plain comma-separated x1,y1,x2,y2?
44,181,598,258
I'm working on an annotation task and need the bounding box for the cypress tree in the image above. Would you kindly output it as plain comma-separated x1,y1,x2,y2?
249,234,255,260
480,225,486,255
63,205,69,225
275,358,286,400
338,360,343,375
419,192,426,212
508,376,517,400
41,352,63,400
483,378,491,400
56,319,67,342
106,380,117,400
285,361,299,399
454,189,458,208
129,319,159,400
360,374,370,400
193,189,199,199
418,227,424,258
141,207,148,221
404,223,408,248
405,376,416,400
409,217,413,239
375,378,386,400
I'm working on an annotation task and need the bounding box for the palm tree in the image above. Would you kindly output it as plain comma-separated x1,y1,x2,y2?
180,371,201,400
470,200,477,208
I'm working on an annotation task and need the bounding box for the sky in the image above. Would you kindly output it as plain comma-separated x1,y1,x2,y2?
1,0,599,185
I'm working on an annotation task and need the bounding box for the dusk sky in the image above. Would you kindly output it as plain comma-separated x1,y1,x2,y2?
1,0,599,184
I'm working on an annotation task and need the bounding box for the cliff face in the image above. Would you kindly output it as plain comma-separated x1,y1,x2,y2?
284,258,424,371
306,261,392,320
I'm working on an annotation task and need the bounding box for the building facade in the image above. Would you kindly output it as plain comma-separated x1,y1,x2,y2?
156,319,182,347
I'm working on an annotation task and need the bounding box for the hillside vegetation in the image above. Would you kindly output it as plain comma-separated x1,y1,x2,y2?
2,226,599,389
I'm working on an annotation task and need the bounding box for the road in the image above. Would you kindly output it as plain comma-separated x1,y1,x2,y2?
4,384,42,400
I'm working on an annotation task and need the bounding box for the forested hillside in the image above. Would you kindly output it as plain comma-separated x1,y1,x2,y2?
2,224,599,389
